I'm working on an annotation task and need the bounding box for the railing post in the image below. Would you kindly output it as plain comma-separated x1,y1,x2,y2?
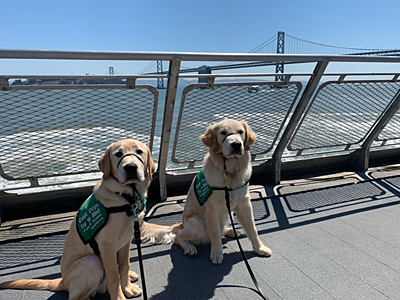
158,58,181,201
352,89,400,171
0,78,9,91
198,65,211,84
269,60,329,184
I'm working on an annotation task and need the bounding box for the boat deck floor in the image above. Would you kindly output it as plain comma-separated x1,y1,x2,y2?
1,165,400,300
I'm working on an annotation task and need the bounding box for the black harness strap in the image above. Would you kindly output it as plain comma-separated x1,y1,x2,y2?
210,180,250,192
223,160,270,300
105,204,132,215
88,239,101,256
85,203,133,256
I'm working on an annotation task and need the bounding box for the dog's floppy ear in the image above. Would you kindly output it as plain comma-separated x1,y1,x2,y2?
243,122,257,151
146,146,157,180
99,147,112,180
201,124,219,153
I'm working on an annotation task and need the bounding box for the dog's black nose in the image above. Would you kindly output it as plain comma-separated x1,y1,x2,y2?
124,164,138,175
231,142,242,151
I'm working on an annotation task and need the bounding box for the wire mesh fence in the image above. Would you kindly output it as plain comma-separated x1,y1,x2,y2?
288,81,400,151
0,73,400,189
0,86,158,180
172,82,302,164
378,106,400,142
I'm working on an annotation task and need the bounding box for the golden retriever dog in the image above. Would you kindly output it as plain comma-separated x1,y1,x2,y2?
173,119,272,264
0,138,164,300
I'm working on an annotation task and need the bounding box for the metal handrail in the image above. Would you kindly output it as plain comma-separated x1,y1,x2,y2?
1,49,400,62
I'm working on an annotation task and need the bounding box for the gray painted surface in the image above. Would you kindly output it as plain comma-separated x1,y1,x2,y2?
1,170,399,300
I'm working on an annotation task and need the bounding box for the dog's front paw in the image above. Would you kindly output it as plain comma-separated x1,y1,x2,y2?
254,245,272,257
123,282,142,298
224,227,241,238
210,250,224,264
129,270,140,282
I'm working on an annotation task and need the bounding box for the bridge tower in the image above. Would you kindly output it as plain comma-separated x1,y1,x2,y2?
157,61,165,89
275,31,285,81
109,67,114,75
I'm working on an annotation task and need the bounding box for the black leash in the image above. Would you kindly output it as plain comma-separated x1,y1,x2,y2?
116,178,147,300
223,160,269,300
134,220,148,300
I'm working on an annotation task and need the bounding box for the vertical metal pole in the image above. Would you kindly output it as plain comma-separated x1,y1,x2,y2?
157,61,165,89
275,31,285,81
198,65,212,84
0,79,10,91
353,89,400,171
158,59,181,200
270,60,329,184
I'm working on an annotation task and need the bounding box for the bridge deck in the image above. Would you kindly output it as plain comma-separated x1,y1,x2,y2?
1,165,400,300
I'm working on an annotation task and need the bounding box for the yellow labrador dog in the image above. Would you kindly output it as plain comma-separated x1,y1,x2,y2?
174,119,272,264
0,139,161,300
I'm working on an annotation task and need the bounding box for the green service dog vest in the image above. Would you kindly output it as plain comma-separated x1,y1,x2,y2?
76,188,146,255
194,170,250,206
77,194,108,246
194,170,213,205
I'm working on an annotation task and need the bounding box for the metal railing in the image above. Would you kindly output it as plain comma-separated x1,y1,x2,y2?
1,49,400,200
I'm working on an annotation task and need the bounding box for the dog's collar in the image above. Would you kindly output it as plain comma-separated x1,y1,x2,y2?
108,174,147,213
109,184,147,218
222,156,251,189
118,184,145,204
116,153,144,169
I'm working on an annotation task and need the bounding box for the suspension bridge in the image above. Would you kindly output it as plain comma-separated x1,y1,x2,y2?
110,31,400,87
177,32,400,74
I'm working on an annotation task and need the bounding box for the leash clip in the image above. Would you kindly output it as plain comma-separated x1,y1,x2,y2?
131,203,139,219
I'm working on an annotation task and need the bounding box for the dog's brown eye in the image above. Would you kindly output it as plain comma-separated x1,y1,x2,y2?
115,151,123,158
136,149,143,155
238,130,244,135
221,131,227,135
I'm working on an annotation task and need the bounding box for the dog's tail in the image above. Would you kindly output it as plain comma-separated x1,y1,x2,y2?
140,221,182,245
0,278,66,292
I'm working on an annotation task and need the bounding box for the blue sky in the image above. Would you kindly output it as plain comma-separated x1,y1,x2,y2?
1,0,400,75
